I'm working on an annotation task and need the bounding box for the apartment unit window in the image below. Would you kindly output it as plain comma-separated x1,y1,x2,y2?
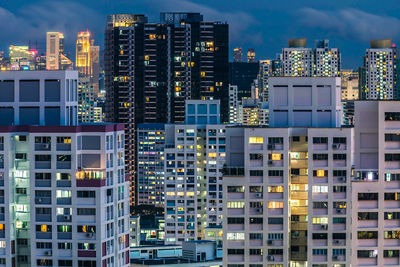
358,231,378,239
227,202,245,209
249,218,263,224
313,202,328,209
78,261,96,267
268,186,283,193
250,170,263,176
384,231,400,239
313,233,327,239
250,186,263,193
385,154,400,161
385,192,400,200
312,217,328,224
250,154,263,160
227,218,244,224
313,170,326,177
58,242,72,249
35,137,51,144
37,260,53,266
312,249,327,255
77,191,95,198
313,137,328,144
333,137,346,144
36,242,52,249
313,154,328,160
249,249,262,255
268,218,283,224
35,173,51,180
77,226,96,233
333,170,346,177
357,250,377,258
268,249,283,255
78,243,96,250
312,186,328,193
35,155,51,161
333,218,346,224
227,233,245,240
385,173,400,181
249,137,263,144
385,212,400,220
333,154,346,160
333,186,346,192
57,173,71,180
249,233,263,240
269,170,283,176
58,260,73,267
227,249,244,255
227,186,244,193
292,136,300,142
333,233,346,239
58,225,72,233
36,225,51,232
333,249,346,255
268,201,283,209
358,193,378,200
385,134,400,141
384,250,400,258
385,112,400,121
77,208,96,216
268,233,283,240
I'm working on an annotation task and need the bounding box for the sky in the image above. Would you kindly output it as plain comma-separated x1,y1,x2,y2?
1,0,399,68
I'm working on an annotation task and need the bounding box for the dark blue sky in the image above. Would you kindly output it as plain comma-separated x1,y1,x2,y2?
1,0,399,68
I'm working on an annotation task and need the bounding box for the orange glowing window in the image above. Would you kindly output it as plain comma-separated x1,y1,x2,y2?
149,34,156,40
317,170,325,177
271,154,281,161
41,225,47,232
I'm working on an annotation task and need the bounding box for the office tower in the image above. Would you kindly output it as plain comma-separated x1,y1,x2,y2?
282,38,341,77
90,45,100,96
77,77,95,123
105,13,229,208
360,39,398,99
268,77,342,127
161,12,229,123
282,38,313,77
314,39,341,77
0,70,130,266
351,101,400,267
46,32,64,70
164,100,224,245
136,124,166,207
223,77,352,266
229,85,240,123
9,46,37,70
76,31,92,76
233,47,243,62
229,62,259,100
247,48,256,63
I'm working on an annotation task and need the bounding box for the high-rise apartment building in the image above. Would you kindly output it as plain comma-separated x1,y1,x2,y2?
351,100,400,267
105,13,229,208
0,70,130,267
46,32,64,70
223,77,352,267
282,38,340,77
233,47,243,62
77,77,95,123
257,59,282,102
247,48,256,63
359,39,398,99
136,124,166,207
163,100,225,244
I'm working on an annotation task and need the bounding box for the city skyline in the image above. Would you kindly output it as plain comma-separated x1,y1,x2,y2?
1,0,400,67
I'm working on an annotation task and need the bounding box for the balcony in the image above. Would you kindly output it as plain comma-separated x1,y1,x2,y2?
57,197,72,205
56,143,71,151
57,180,71,187
57,161,71,169
35,180,51,187
36,232,52,239
57,214,72,223
353,170,379,182
35,197,51,205
57,232,72,239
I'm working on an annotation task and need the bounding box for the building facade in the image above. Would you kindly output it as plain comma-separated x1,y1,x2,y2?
46,32,64,71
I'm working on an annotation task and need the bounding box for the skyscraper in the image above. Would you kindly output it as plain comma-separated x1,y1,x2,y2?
46,32,64,70
359,39,398,99
76,31,92,76
247,48,256,63
233,47,243,62
105,13,229,208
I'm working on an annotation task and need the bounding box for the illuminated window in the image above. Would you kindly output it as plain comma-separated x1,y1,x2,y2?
271,154,282,161
0,241,5,248
268,201,283,209
227,232,245,240
201,72,206,77
41,225,48,232
316,170,325,177
312,217,328,224
0,224,4,231
186,192,195,197
249,137,263,144
149,34,156,40
208,153,217,158
312,186,328,193
144,55,150,61
268,186,284,193
227,201,245,208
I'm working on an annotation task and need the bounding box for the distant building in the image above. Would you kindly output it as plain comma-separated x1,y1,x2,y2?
77,77,95,123
229,62,260,101
247,48,256,63
359,39,398,99
9,45,37,70
46,32,64,70
233,47,243,62
341,69,359,100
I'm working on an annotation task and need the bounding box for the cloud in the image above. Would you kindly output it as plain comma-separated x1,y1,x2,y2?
298,8,400,42
146,0,261,46
0,1,102,51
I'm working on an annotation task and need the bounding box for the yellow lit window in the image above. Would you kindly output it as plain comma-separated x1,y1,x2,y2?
271,154,281,161
316,170,325,177
0,224,4,231
41,225,48,232
268,186,284,193
144,55,150,61
268,201,284,209
177,192,184,196
208,153,217,158
249,137,263,144
149,34,156,40
186,192,195,196
201,72,206,77
312,217,328,224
